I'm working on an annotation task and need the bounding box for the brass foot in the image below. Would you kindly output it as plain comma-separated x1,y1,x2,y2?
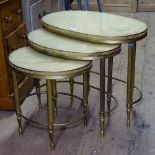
19,128,23,136
49,128,55,150
127,109,131,127
17,116,23,136
99,112,105,138
50,143,55,150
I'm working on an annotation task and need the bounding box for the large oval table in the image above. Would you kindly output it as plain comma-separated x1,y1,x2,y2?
41,10,148,127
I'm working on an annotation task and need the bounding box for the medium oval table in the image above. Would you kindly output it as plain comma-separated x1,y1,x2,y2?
41,10,148,127
28,28,121,137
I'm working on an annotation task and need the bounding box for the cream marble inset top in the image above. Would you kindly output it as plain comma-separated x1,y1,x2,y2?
28,29,120,60
42,11,147,43
9,47,91,75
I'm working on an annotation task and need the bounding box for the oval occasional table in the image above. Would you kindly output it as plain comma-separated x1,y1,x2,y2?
28,28,121,137
9,46,92,149
41,10,148,127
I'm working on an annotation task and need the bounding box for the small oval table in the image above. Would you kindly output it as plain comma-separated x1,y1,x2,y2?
28,28,121,137
41,10,148,127
9,46,92,149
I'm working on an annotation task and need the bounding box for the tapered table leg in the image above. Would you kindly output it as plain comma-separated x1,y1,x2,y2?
126,42,136,127
131,43,136,109
100,59,105,137
47,80,55,150
52,80,57,116
107,57,113,117
83,71,89,126
12,70,23,136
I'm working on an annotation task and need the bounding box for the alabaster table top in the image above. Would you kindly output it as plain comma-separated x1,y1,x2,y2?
9,47,92,79
28,29,121,60
42,11,148,44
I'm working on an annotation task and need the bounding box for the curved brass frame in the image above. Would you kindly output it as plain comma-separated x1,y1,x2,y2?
19,88,118,128
90,71,143,105
20,92,89,128
57,81,118,114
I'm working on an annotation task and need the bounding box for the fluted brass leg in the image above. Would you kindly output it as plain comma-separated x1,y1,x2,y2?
107,57,113,117
83,71,89,126
126,42,136,127
52,80,57,116
47,80,55,150
69,77,74,105
12,70,23,136
34,79,42,111
100,59,105,137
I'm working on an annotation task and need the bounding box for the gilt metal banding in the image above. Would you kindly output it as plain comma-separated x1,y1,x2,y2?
42,22,147,44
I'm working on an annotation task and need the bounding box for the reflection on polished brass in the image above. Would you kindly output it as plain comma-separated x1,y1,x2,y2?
34,79,42,111
83,71,88,126
100,59,105,137
12,70,23,136
47,80,55,150
69,77,74,105
52,80,57,116
107,57,113,117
